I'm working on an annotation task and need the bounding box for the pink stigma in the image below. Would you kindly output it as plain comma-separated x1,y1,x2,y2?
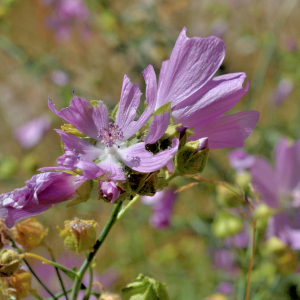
98,122,124,147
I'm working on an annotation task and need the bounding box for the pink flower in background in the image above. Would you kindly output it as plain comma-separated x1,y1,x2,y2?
272,78,294,106
217,282,233,295
51,70,69,86
146,27,259,151
142,189,177,230
249,138,300,249
13,115,51,149
228,149,254,172
211,249,239,273
44,0,90,42
210,19,229,38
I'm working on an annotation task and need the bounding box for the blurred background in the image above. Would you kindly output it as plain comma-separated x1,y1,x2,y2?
1,0,300,299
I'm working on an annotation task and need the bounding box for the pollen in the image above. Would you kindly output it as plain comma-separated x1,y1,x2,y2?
98,122,124,148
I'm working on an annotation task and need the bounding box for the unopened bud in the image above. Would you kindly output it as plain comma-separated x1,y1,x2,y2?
0,219,10,250
0,249,21,277
212,211,243,238
127,170,158,196
234,171,251,192
59,219,97,253
12,218,45,251
11,270,32,300
254,204,274,230
61,124,85,137
175,139,209,175
263,237,287,255
216,184,241,207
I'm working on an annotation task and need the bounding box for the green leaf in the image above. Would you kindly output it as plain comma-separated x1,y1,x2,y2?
122,274,169,300
66,180,93,207
155,102,171,115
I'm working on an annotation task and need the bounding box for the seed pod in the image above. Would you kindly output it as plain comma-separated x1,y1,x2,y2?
0,249,21,277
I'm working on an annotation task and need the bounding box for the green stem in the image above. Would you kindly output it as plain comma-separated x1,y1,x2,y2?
117,195,140,221
70,201,123,300
83,258,94,300
10,239,58,300
44,243,69,300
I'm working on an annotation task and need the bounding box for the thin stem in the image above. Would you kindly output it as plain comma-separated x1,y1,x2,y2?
117,195,140,221
45,289,72,300
245,219,257,300
71,201,123,300
83,258,94,300
21,253,77,278
44,243,69,300
10,239,57,299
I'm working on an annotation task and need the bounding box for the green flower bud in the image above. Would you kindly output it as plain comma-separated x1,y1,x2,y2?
175,140,209,175
0,249,21,277
59,219,97,253
127,170,157,196
216,184,241,207
122,274,169,300
254,204,275,230
212,211,243,238
66,180,93,207
234,171,252,192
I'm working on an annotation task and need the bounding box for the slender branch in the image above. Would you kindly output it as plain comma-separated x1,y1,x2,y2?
245,219,257,300
117,195,140,221
70,201,123,300
83,258,93,300
44,243,69,300
10,239,58,299
45,289,72,300
21,253,77,278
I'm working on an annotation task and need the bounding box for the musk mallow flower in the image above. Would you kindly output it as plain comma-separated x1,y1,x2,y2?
42,65,179,182
0,172,82,228
249,138,300,249
149,27,259,150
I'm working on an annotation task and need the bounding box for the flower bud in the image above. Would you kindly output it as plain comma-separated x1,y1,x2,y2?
254,204,274,230
100,292,122,300
122,274,169,300
175,139,209,175
0,219,10,250
10,270,32,299
234,171,252,192
212,211,243,238
216,184,241,208
99,181,121,203
12,218,45,251
59,219,97,253
0,249,21,277
127,170,158,196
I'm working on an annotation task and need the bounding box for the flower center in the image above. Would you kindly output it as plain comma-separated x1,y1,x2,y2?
98,122,124,148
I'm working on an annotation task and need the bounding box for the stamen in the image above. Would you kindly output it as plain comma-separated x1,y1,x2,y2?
98,122,124,147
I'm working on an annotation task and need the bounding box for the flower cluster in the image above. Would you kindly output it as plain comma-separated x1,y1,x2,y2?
0,28,259,228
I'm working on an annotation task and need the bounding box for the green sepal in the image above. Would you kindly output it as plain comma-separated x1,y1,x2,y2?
111,102,120,119
127,170,158,196
175,141,209,175
179,129,194,148
122,274,169,300
66,180,93,207
90,100,100,106
155,102,171,115
61,123,86,137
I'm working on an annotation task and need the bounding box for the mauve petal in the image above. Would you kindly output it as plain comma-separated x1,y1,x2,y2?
97,158,126,180
166,159,175,173
267,213,300,250
141,190,166,205
14,115,51,149
76,160,104,180
118,139,179,173
115,75,142,134
250,158,279,208
99,181,121,203
228,149,255,171
48,96,100,139
121,65,157,140
172,73,249,128
156,27,225,109
225,226,249,248
158,60,169,88
91,101,109,134
56,130,101,161
144,111,170,144
188,111,259,149
275,137,300,194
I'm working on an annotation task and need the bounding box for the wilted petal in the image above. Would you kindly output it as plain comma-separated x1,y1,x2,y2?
156,27,225,109
188,111,259,149
49,96,108,140
275,137,300,194
56,130,101,161
14,115,51,149
0,172,81,228
144,111,170,144
121,65,157,140
118,139,179,173
172,73,249,128
250,157,279,208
